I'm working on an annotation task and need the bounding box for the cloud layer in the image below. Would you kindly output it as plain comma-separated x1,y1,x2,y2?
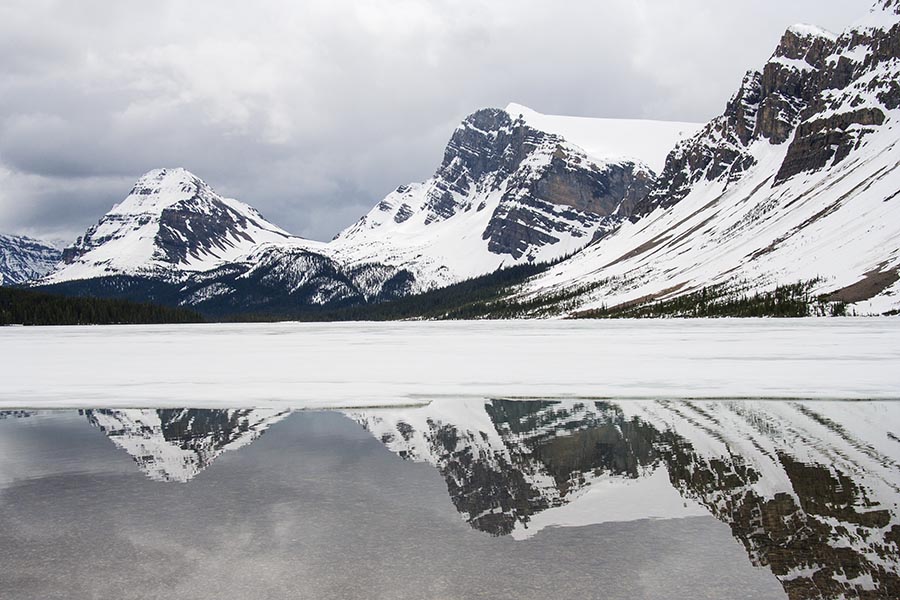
0,0,873,244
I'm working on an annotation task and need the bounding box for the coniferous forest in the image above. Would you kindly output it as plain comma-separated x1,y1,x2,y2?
0,287,204,326
2,272,857,326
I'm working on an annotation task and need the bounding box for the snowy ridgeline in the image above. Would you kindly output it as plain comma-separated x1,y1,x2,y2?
0,319,898,408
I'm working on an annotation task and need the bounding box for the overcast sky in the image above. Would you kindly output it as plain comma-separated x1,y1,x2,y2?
0,0,874,245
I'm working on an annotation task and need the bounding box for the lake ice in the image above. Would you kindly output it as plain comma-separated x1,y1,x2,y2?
1,318,899,408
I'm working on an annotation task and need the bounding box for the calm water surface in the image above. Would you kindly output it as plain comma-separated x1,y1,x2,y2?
1,400,898,599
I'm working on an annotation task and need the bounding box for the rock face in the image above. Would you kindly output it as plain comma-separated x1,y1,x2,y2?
635,24,839,216
331,105,691,292
522,3,900,316
775,5,900,183
349,399,900,599
0,234,60,286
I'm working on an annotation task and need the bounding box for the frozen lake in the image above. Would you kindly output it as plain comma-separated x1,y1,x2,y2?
1,318,899,408
1,316,899,598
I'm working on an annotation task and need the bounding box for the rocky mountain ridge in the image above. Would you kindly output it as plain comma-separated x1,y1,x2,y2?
517,2,900,316
330,105,695,292
46,168,303,284
0,234,60,286
10,1,900,317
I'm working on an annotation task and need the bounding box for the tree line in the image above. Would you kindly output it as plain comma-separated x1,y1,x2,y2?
0,287,204,326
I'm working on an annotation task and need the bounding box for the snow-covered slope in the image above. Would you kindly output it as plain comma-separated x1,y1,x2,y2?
349,398,900,599
519,4,900,316
331,106,700,292
0,234,61,286
44,168,310,284
84,408,290,482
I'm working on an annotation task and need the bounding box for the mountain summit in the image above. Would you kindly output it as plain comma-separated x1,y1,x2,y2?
46,168,298,284
330,105,699,292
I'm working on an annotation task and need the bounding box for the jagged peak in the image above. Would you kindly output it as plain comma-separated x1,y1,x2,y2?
455,106,513,132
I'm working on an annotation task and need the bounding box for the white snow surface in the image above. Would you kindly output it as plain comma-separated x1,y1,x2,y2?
854,0,900,30
509,466,707,539
504,103,701,174
1,319,898,408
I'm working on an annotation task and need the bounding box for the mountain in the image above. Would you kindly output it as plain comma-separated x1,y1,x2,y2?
27,2,900,318
44,168,303,284
330,104,699,293
515,3,900,316
84,408,290,482
35,168,413,313
349,398,900,599
36,110,698,313
0,234,60,286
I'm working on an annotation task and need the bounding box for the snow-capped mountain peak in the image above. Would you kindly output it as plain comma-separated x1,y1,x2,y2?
330,105,701,291
44,168,298,284
0,234,61,286
112,167,211,214
783,23,837,44
518,5,900,316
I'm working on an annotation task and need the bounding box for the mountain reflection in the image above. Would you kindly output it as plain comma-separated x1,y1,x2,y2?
348,399,900,600
77,401,900,599
83,408,290,482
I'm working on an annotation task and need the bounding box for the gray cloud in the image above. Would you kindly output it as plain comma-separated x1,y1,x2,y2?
0,0,874,244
